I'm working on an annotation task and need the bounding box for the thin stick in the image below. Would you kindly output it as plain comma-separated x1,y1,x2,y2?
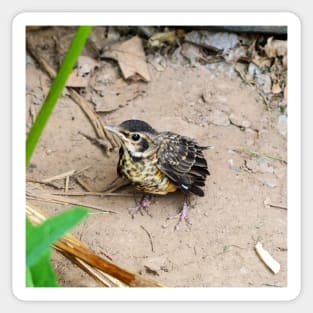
140,225,154,253
26,202,163,287
68,88,116,148
42,169,75,183
234,64,253,87
75,176,93,192
74,166,91,175
65,175,70,192
55,248,124,287
102,177,131,193
26,41,116,150
267,203,287,210
26,191,117,214
41,166,90,183
50,191,134,197
27,178,64,190
236,148,287,164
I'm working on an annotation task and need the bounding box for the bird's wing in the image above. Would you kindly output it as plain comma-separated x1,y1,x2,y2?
156,133,210,196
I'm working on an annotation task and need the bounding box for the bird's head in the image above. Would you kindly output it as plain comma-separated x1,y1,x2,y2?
105,119,159,159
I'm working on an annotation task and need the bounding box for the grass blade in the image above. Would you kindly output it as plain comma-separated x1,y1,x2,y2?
26,26,92,167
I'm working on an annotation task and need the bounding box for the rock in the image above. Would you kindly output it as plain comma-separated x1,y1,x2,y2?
247,63,272,94
256,73,272,94
180,42,204,66
185,30,246,52
207,109,230,126
257,158,274,173
246,158,274,174
257,173,279,188
228,158,241,172
247,63,261,80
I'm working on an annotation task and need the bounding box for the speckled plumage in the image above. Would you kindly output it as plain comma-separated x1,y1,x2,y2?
107,119,210,197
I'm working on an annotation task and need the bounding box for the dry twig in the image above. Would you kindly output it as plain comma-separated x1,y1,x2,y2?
26,40,116,151
42,169,76,183
140,225,154,252
74,176,93,192
26,191,118,214
26,202,163,287
27,178,64,190
50,191,133,197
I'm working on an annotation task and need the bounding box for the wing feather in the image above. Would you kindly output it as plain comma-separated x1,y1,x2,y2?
156,132,210,196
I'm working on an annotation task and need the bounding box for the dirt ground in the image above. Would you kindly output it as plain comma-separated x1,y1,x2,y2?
26,27,287,287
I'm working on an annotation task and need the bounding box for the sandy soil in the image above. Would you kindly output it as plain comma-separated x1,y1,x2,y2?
26,27,287,287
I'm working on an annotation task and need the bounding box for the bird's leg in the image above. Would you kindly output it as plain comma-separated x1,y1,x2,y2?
128,194,153,218
167,195,192,230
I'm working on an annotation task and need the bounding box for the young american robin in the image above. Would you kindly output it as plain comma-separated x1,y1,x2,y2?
105,119,210,228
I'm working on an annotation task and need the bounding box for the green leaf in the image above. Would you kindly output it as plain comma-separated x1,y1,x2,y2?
26,266,34,287
26,26,93,167
26,206,88,267
28,250,59,287
25,26,92,287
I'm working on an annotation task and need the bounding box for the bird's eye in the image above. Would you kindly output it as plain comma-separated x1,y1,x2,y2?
131,133,140,141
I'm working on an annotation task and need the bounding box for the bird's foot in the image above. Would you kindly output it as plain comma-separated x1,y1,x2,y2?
167,201,192,230
128,195,153,218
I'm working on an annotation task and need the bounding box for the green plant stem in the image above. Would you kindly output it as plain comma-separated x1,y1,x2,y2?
243,148,287,164
26,26,92,167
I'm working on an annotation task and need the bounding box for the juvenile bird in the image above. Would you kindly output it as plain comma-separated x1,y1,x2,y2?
106,119,210,228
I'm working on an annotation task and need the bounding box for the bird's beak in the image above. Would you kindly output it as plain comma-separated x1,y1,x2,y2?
105,125,125,140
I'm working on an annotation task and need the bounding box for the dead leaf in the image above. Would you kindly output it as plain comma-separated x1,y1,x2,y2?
185,30,251,52
66,68,90,87
264,37,287,59
272,82,282,94
77,56,101,74
101,36,151,82
251,53,272,69
66,56,101,87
